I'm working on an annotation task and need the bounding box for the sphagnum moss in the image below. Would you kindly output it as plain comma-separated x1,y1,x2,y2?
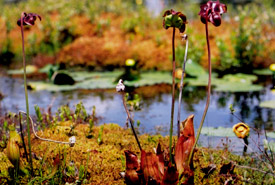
1,123,273,184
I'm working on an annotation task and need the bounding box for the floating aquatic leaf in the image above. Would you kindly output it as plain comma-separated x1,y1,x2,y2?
213,73,263,92
267,132,275,139
201,127,236,137
8,65,38,75
214,83,263,92
253,69,273,75
185,59,207,77
259,100,275,109
221,73,257,83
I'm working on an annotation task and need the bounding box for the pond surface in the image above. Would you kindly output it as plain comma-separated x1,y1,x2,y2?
1,75,275,154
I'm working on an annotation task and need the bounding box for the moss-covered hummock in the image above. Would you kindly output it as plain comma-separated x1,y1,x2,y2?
0,123,274,184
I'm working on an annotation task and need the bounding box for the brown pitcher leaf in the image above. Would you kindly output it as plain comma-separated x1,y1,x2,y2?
175,115,195,175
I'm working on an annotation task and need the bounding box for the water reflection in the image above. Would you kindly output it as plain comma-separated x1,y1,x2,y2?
0,76,275,136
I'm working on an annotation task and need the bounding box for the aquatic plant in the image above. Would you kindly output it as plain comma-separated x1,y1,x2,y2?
189,0,227,165
162,9,187,159
17,12,41,174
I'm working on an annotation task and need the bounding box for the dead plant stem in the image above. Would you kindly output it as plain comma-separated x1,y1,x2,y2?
177,35,188,138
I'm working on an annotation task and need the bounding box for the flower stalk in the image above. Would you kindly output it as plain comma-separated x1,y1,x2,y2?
18,12,42,174
20,12,33,174
163,9,187,161
168,27,176,160
116,79,142,151
188,0,227,166
189,22,211,165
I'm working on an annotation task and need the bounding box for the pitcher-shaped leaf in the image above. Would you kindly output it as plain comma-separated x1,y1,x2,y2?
161,163,178,185
141,148,165,184
125,150,143,185
175,114,195,174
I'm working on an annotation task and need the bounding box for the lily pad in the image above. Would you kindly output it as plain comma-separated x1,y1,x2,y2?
124,71,171,87
201,127,236,137
214,83,263,92
253,69,273,75
8,65,38,75
185,59,207,77
259,100,275,109
214,73,263,92
221,73,258,83
266,132,275,139
28,71,172,92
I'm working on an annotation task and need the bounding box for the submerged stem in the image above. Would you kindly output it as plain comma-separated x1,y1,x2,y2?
177,35,188,138
20,12,33,174
188,22,212,165
121,93,142,151
169,27,176,161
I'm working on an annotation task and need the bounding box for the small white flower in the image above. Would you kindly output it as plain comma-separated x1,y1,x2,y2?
69,136,76,147
116,79,125,92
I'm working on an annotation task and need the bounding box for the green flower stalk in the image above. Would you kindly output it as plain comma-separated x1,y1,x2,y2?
18,12,41,174
163,9,187,160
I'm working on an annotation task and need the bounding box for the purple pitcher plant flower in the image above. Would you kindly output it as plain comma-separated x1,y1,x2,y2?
17,12,41,26
199,0,227,27
163,9,187,33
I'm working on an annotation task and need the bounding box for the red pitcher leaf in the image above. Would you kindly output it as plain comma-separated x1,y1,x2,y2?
125,150,142,185
179,168,194,185
161,163,178,185
125,150,140,170
175,115,195,174
156,143,165,176
141,150,164,184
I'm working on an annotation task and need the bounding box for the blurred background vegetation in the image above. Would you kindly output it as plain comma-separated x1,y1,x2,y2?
0,0,274,75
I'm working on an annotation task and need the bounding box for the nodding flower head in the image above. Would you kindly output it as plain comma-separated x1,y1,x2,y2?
198,1,227,27
17,12,41,26
163,9,187,33
116,79,125,92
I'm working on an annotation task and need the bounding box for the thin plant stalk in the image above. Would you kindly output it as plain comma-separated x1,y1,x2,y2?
19,111,75,145
169,27,176,161
20,12,33,173
177,35,188,138
121,93,142,151
188,22,211,165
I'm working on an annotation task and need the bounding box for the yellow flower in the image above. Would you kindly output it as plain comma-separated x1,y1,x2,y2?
125,59,135,67
233,122,250,139
270,64,275,72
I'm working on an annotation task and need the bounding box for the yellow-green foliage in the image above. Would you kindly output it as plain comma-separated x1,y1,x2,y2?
1,123,274,184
